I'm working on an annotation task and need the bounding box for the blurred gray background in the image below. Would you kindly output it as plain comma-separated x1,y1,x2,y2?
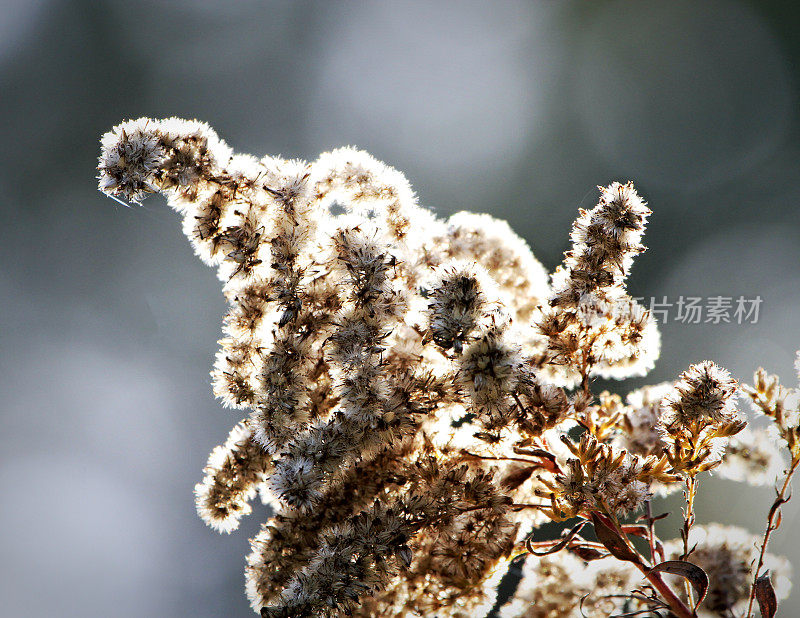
1,1,798,616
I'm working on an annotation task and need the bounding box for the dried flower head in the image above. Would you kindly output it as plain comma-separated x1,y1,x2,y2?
498,552,642,618
662,361,740,426
616,382,672,456
539,433,674,519
658,361,746,475
97,118,795,618
744,365,800,458
714,425,786,486
194,420,274,533
539,181,660,382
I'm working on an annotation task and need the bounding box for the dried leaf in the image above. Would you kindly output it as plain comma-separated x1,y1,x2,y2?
649,560,708,610
473,431,502,444
755,571,778,618
397,545,413,568
590,512,640,563
512,446,557,462
500,465,537,490
637,511,670,523
527,520,588,556
620,524,650,538
567,543,608,561
768,493,791,528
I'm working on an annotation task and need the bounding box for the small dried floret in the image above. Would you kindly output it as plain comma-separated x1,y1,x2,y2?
586,294,661,379
457,324,525,429
544,435,654,518
98,118,167,202
426,261,499,353
438,212,550,323
745,366,800,458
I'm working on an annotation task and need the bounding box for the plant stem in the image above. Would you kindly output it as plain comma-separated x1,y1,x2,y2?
681,475,698,607
746,456,800,617
605,514,694,618
644,500,658,565
635,562,695,618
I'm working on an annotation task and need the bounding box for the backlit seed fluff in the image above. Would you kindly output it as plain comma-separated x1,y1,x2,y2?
194,421,273,533
98,118,796,618
498,552,642,618
661,361,741,427
715,426,786,486
426,261,499,353
98,118,167,202
616,382,672,456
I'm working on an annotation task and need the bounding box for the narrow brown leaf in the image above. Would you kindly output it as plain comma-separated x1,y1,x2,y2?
567,543,608,561
590,512,641,563
637,510,670,523
514,446,558,463
755,571,778,618
527,520,588,557
768,494,790,524
500,466,536,490
649,560,709,610
619,524,650,538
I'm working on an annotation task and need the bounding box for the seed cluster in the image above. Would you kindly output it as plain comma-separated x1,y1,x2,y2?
98,118,794,618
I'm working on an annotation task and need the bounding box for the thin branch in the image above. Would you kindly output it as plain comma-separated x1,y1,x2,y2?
746,456,800,617
681,475,699,607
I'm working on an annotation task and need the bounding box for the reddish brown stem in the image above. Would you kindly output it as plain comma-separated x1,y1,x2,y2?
746,456,800,617
644,500,658,565
605,514,694,618
635,562,695,618
681,475,699,606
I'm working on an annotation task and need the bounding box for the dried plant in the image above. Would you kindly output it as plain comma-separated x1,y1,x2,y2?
97,117,798,618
